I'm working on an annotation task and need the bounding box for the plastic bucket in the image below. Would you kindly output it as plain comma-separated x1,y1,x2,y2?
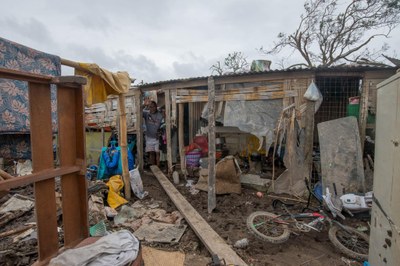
186,151,202,167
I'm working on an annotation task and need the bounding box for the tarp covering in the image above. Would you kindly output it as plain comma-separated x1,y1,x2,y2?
49,230,139,266
224,99,282,150
75,63,131,106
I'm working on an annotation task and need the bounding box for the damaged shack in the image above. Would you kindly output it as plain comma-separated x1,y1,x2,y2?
134,65,396,209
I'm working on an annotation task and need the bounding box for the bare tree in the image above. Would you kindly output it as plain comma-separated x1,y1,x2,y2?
264,0,400,67
210,52,249,75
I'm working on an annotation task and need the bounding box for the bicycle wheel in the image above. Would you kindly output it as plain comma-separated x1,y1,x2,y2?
328,225,369,261
246,211,290,244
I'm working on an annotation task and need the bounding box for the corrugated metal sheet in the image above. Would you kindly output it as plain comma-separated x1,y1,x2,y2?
138,65,397,88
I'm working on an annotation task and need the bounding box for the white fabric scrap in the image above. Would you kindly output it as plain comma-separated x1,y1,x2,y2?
49,230,139,266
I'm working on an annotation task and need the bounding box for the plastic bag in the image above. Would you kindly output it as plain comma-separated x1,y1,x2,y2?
129,167,148,199
303,81,323,112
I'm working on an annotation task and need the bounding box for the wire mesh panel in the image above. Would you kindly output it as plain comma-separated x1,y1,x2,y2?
315,76,362,132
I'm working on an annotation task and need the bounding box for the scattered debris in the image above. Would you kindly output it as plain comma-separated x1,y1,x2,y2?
240,173,271,192
134,221,187,243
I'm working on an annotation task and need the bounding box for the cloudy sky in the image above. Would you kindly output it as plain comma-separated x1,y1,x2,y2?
1,0,400,84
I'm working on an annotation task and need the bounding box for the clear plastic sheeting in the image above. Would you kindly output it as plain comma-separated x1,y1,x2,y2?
224,99,282,150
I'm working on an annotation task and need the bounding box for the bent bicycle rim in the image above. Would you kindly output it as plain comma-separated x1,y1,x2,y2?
328,225,369,261
246,211,290,244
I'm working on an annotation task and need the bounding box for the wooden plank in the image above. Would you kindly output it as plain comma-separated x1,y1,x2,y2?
150,166,247,266
0,169,14,180
175,90,297,103
0,67,52,83
165,90,173,173
207,77,216,213
29,82,59,262
118,94,131,199
359,81,370,152
57,85,89,247
134,89,144,171
303,100,315,182
178,104,187,177
0,166,80,191
51,76,87,87
282,79,291,108
171,89,177,127
176,84,283,96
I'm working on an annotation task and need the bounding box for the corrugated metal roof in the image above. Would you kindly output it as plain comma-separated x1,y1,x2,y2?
138,64,397,88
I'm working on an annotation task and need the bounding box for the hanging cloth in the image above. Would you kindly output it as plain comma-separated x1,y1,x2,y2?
75,63,132,106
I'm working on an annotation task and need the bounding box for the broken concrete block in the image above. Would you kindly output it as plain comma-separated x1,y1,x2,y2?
240,174,271,192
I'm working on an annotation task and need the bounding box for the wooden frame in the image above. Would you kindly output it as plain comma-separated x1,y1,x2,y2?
0,67,88,265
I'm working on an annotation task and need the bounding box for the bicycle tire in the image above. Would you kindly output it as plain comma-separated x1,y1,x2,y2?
246,211,290,244
328,225,369,261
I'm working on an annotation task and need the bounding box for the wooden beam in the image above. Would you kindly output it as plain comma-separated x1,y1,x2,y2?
118,94,131,199
165,90,173,173
29,82,59,262
207,77,216,213
0,166,81,191
134,89,144,172
176,90,297,103
51,76,87,87
171,89,177,127
178,104,187,177
150,166,247,266
0,67,52,83
57,84,89,247
0,169,14,180
303,100,315,182
359,81,370,152
176,84,284,96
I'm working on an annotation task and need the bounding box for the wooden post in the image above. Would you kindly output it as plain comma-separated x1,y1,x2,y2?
359,81,370,152
134,89,143,172
179,103,187,177
118,94,131,199
171,89,177,127
57,82,88,247
165,90,173,173
207,77,216,213
303,100,315,181
29,82,59,261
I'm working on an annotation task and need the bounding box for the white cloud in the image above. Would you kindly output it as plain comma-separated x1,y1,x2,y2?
0,0,399,83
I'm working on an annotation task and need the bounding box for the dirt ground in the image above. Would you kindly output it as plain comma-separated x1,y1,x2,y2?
139,168,368,266
0,168,368,266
